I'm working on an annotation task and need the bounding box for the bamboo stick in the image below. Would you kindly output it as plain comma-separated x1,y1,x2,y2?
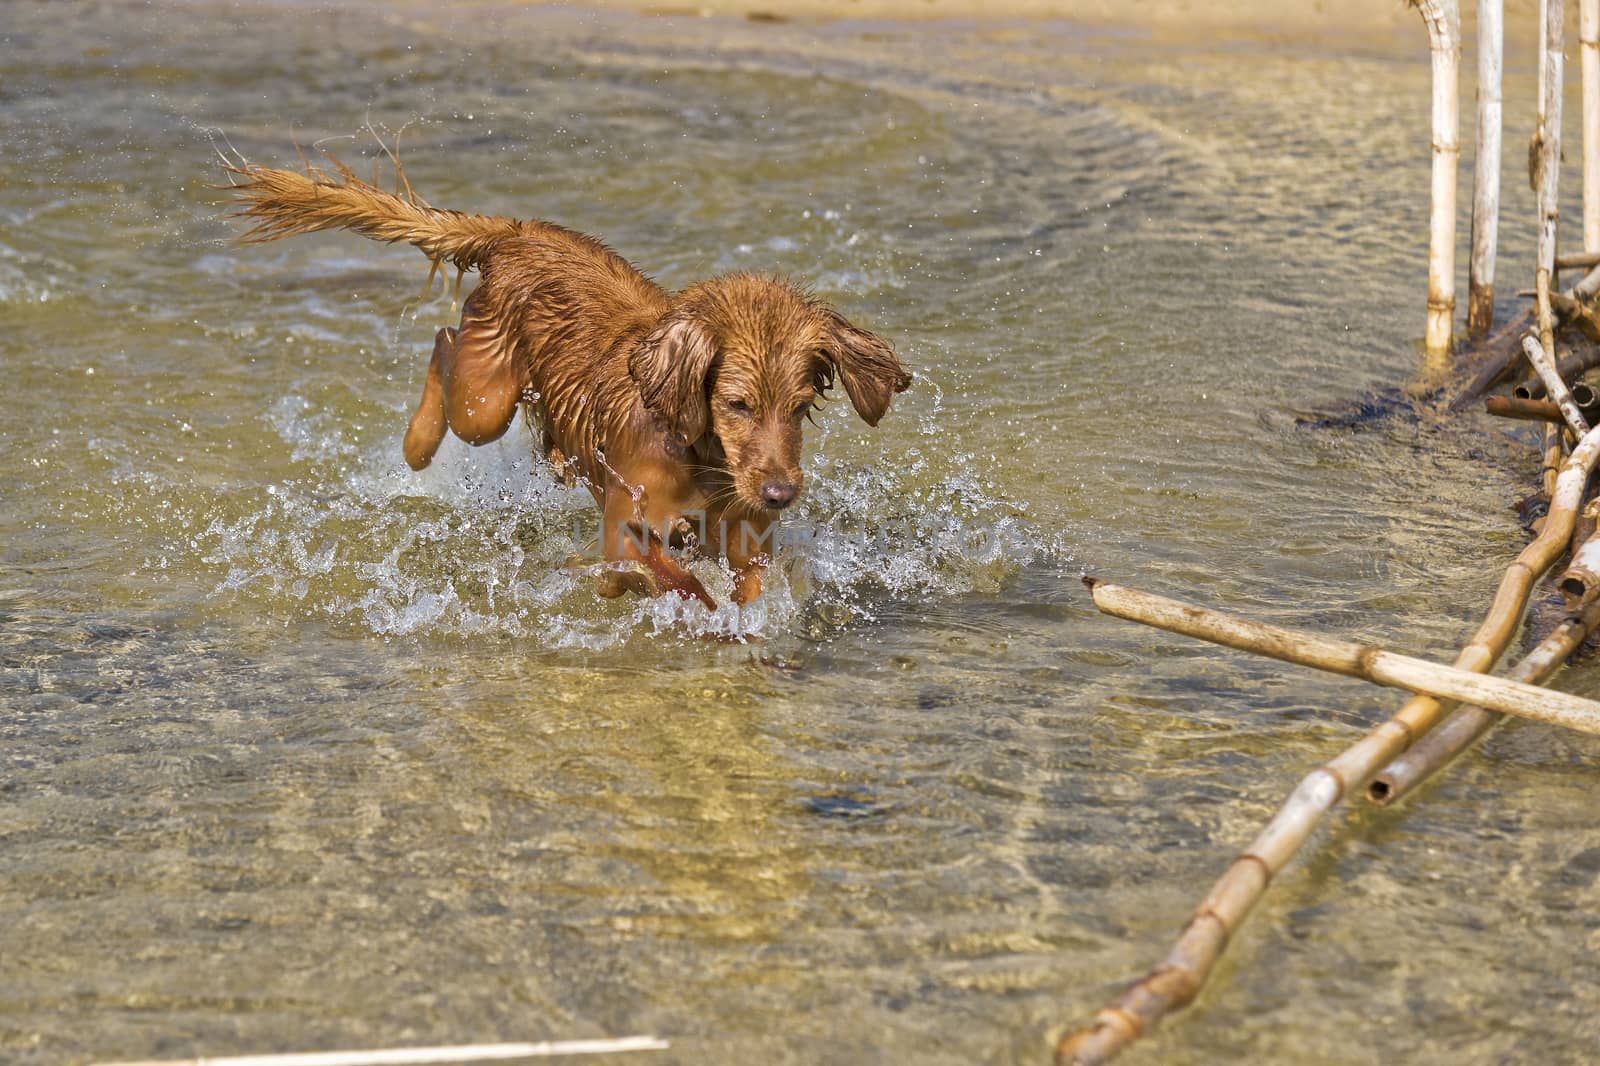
1560,534,1600,608
1543,419,1566,497
1513,343,1600,398
1055,422,1600,1066
1080,580,1600,733
1449,307,1535,406
1530,47,1576,522
1573,259,1600,299
1522,334,1591,434
93,1038,671,1066
1533,0,1563,507
1585,0,1600,250
1368,598,1600,805
1574,380,1600,422
1559,251,1600,269
1535,0,1566,342
1550,290,1600,340
1484,394,1565,422
1415,0,1462,358
1469,0,1504,337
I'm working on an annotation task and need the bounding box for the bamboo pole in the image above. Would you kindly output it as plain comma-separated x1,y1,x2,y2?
1368,598,1600,805
1535,0,1566,352
1560,533,1600,608
1055,422,1600,1066
1543,420,1566,497
93,1038,671,1066
1484,394,1565,422
1512,343,1600,397
1469,0,1504,337
1573,380,1600,422
1584,0,1600,250
1550,290,1600,338
1522,335,1592,433
1533,0,1574,525
1080,580,1600,733
1415,0,1462,358
1531,0,1566,504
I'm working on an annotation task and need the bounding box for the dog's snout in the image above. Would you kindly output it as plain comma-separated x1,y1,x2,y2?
761,479,798,510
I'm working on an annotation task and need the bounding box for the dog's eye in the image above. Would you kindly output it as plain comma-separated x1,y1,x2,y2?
726,399,753,417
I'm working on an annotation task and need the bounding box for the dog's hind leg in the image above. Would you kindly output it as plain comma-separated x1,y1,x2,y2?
403,326,454,470
440,287,520,448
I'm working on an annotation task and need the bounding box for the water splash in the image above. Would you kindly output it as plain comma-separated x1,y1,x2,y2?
190,375,1061,647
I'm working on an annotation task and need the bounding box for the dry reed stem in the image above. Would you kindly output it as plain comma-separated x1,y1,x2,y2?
1055,423,1600,1066
1080,580,1600,732
1470,0,1505,337
1523,334,1591,434
1369,597,1600,804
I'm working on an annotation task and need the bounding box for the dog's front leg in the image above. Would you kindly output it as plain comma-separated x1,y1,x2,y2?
725,514,777,606
596,492,716,608
730,560,768,605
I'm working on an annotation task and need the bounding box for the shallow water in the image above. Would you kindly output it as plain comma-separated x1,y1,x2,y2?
3,3,1598,1063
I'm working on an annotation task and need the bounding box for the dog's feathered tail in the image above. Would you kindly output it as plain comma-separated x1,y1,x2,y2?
223,159,534,272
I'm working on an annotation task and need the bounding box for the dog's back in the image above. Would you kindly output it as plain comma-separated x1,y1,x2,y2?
227,161,666,480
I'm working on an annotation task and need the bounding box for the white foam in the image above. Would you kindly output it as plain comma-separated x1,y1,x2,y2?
194,384,1065,646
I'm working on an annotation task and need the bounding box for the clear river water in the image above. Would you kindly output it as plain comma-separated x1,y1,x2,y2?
3,3,1598,1063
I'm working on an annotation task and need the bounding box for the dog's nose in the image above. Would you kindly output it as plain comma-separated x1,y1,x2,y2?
761,479,798,510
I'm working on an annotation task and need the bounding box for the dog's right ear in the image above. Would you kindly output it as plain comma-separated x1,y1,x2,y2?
629,313,719,444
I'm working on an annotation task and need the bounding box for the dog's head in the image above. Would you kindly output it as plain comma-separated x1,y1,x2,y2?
630,274,911,514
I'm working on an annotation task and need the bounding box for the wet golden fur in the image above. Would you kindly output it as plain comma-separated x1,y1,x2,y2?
224,158,910,606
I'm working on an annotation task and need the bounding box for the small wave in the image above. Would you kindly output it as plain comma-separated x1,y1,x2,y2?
0,258,63,305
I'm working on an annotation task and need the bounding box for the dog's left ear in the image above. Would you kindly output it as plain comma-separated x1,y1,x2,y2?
819,310,911,427
630,312,720,444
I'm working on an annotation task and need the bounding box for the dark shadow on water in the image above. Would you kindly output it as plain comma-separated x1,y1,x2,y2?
1289,385,1441,432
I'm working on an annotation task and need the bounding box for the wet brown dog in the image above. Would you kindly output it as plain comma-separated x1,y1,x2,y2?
225,158,910,607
